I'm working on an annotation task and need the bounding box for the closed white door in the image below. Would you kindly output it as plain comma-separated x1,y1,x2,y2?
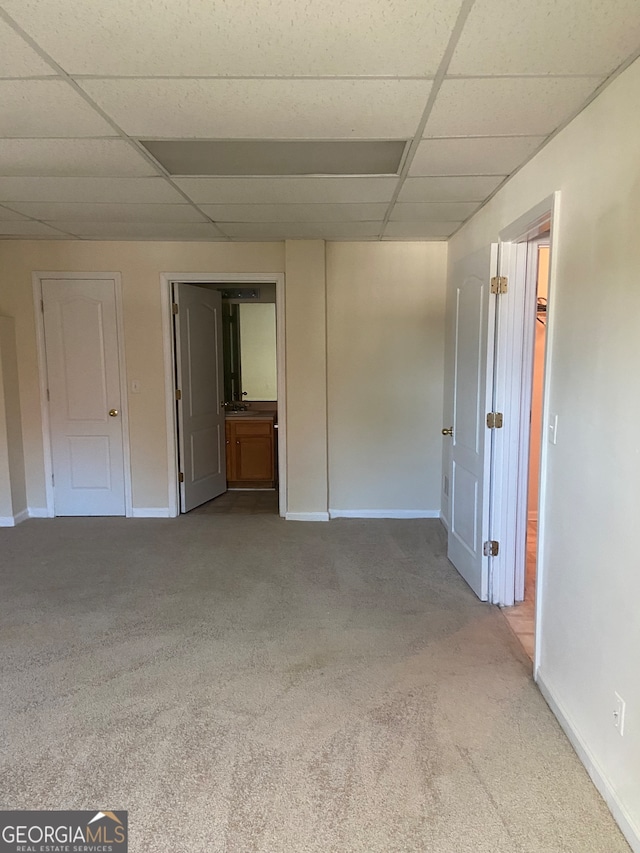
42,278,126,516
174,283,226,512
447,245,497,600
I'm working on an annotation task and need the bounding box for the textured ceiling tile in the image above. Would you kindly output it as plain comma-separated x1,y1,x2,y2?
424,77,604,138
0,80,116,137
1,0,460,76
398,176,505,202
200,203,388,223
390,201,480,221
8,201,206,222
222,221,383,239
0,139,158,177
0,205,28,220
450,0,640,76
409,137,546,176
383,221,459,239
47,221,226,240
0,19,56,77
0,176,184,203
175,177,400,204
0,220,70,236
79,79,432,139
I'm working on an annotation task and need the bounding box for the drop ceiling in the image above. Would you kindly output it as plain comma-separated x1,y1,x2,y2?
0,0,638,242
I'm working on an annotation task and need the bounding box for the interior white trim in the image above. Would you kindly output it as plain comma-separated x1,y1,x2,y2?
32,271,133,519
0,512,26,527
14,508,29,525
329,509,440,519
285,512,329,522
28,507,50,519
160,272,287,518
537,673,640,853
131,507,172,518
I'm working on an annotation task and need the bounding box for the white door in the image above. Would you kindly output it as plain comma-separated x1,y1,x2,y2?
174,283,226,512
42,278,126,516
447,245,497,600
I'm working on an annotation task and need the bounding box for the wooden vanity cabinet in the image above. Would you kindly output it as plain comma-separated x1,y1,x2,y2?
225,417,275,488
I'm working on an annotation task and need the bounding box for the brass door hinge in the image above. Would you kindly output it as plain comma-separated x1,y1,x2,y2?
172,302,179,314
490,276,508,294
483,540,499,557
175,389,182,401
486,412,503,429
178,472,184,483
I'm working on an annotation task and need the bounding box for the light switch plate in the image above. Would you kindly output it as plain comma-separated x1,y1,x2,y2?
548,413,558,445
131,379,141,394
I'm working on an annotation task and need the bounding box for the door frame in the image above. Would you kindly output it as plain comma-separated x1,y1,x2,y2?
32,271,133,518
160,272,287,518
490,192,560,673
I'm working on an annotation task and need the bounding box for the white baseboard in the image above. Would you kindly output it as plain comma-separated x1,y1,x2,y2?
440,511,450,531
537,672,640,853
329,509,440,520
285,512,330,522
28,507,52,518
0,508,30,526
131,507,172,518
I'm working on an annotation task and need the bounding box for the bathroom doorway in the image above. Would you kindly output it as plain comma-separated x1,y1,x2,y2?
161,272,287,519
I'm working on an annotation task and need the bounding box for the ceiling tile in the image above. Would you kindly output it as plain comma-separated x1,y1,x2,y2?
424,77,603,138
175,177,399,205
0,80,116,138
0,176,185,203
0,139,159,177
0,220,71,236
398,176,505,202
9,201,206,223
47,222,226,240
0,19,56,77
79,79,432,139
449,0,640,76
409,137,546,176
222,221,383,239
1,0,460,76
0,205,28,221
390,201,480,221
200,203,388,223
383,221,459,239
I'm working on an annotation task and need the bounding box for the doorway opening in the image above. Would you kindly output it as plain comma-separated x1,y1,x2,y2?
161,272,286,519
501,239,550,660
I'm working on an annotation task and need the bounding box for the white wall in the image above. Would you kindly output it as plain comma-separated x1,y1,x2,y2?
446,57,640,849
327,242,447,515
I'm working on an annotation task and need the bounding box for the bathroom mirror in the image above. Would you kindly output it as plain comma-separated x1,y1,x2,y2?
222,301,277,402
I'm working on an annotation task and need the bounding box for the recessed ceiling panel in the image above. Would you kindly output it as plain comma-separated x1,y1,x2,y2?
390,202,480,221
47,222,226,240
383,221,459,239
222,221,383,239
1,0,460,76
398,176,505,202
0,176,185,203
449,0,640,76
409,137,546,176
79,79,432,139
0,19,56,77
140,140,406,177
0,80,116,138
0,139,159,177
424,77,604,138
199,203,388,223
8,202,206,223
0,220,71,236
175,176,399,204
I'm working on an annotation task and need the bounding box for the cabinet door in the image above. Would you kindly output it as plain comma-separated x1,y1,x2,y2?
225,421,234,480
234,421,273,482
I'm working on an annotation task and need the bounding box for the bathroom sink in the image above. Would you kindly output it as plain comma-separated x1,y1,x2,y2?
225,410,270,417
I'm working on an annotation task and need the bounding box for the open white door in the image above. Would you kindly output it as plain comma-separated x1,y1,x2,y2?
174,283,226,512
42,278,126,516
446,245,497,600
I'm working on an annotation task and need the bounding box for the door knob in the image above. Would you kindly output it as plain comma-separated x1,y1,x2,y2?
109,409,119,417
441,426,453,436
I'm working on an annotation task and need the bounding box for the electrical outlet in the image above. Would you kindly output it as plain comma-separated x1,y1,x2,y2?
613,692,626,735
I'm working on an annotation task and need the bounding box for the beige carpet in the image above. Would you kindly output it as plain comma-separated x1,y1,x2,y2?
0,515,629,852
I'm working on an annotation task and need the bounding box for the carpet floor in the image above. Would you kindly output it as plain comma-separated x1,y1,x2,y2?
0,515,630,852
